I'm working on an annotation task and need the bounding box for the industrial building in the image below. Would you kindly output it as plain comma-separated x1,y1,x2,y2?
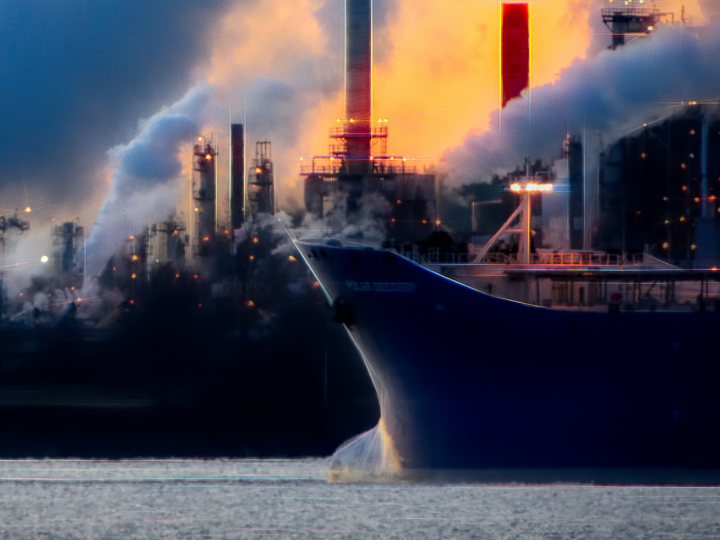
302,0,436,243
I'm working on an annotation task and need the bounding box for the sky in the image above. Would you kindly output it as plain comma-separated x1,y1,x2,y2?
0,0,715,277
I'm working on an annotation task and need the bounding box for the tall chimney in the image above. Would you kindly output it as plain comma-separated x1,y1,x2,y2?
345,0,372,175
501,3,529,108
230,123,245,230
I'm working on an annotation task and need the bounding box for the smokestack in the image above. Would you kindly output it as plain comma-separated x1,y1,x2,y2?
230,124,245,230
345,0,372,174
501,3,529,107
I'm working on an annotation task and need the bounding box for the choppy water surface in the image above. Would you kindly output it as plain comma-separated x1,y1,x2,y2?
0,459,718,539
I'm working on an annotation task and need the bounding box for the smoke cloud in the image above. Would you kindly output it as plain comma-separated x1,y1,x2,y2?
443,23,720,183
85,84,211,285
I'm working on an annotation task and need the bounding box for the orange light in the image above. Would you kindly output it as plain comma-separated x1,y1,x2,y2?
205,154,212,160
130,299,135,304
224,229,230,235
391,218,396,223
422,220,427,224
246,300,255,307
131,254,139,261
662,242,669,249
112,267,116,271
129,235,134,239
396,200,402,204
712,267,719,271
694,197,701,203
255,167,262,173
175,274,180,278
253,237,259,243
641,153,647,159
510,183,521,192
131,273,137,279
680,216,686,222
203,236,209,242
313,281,319,288
19,293,23,297
710,195,717,201
77,298,82,302
249,255,255,261
173,230,178,234
690,130,696,135
682,186,688,191
197,136,203,142
24,207,31,213
691,244,697,250
70,287,75,291
288,255,297,262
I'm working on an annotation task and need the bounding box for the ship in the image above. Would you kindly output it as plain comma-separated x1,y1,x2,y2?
297,219,720,481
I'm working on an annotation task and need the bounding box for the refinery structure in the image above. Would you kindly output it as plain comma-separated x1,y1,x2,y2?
0,0,718,321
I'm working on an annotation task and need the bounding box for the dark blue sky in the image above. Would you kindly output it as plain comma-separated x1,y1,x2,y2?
0,0,235,211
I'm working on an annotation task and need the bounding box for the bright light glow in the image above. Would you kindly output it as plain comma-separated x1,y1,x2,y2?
647,26,653,31
288,255,297,262
249,255,255,260
131,273,137,279
680,216,686,222
77,298,82,302
131,254,139,261
511,183,553,192
253,237,259,243
205,154,212,160
691,244,697,250
712,267,719,271
435,220,442,226
24,207,31,213
662,242,669,249
255,167,262,173
40,256,49,263
203,236,209,241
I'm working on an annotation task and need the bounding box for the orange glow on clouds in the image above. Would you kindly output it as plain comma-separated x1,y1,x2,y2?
195,0,708,200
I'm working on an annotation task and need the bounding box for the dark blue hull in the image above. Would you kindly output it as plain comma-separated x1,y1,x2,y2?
301,242,720,472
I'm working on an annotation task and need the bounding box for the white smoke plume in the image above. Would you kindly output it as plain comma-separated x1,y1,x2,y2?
84,84,211,288
443,24,720,183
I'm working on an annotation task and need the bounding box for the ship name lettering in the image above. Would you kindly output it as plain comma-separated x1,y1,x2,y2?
346,281,415,293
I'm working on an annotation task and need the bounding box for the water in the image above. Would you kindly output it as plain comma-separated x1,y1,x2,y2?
0,459,718,539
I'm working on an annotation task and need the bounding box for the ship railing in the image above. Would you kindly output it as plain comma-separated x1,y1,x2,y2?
397,248,647,266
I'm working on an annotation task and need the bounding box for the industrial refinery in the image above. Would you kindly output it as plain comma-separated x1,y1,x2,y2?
0,0,718,464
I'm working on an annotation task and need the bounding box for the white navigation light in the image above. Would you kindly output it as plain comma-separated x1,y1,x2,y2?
40,256,49,263
510,183,553,192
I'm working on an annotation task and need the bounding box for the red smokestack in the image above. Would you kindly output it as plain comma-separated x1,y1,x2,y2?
501,3,529,107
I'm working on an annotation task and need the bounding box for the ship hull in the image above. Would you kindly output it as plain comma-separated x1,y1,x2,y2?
301,241,720,472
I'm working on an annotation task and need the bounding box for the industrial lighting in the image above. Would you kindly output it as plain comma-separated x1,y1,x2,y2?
662,242,669,249
255,167,262,173
77,298,82,302
249,255,255,261
510,183,553,192
131,254,139,261
129,235,134,239
680,216,686,222
694,197,701,203
253,237,259,243
24,207,31,213
709,195,717,201
205,154,212,161
288,255,297,262
131,273,137,279
40,256,48,263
